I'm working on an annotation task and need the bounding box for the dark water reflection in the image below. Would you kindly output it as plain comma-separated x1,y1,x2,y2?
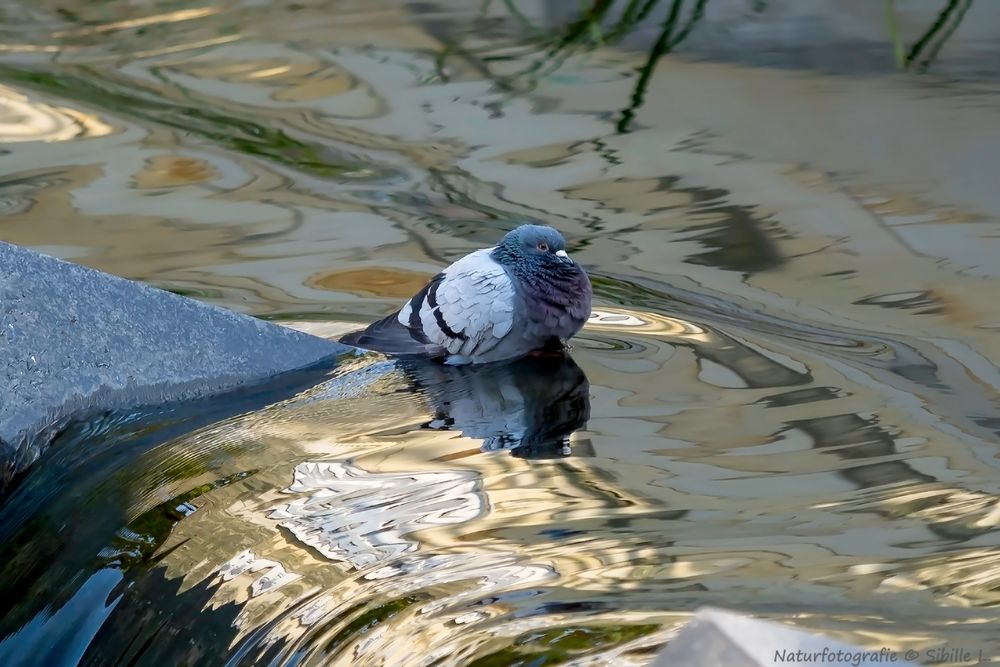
3,0,1000,665
401,353,591,457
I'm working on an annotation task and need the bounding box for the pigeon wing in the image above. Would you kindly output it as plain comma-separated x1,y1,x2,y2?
397,249,515,359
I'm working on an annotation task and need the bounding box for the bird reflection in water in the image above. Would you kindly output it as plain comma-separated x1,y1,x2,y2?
399,350,591,459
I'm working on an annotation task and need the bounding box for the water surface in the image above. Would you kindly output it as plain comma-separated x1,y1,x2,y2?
2,0,1000,665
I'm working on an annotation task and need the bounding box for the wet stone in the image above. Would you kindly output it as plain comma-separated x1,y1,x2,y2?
0,241,347,483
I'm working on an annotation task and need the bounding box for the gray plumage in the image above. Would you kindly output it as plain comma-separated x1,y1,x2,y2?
341,225,592,365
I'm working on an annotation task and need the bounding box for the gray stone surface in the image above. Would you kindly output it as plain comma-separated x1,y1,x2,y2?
0,242,348,481
653,608,922,667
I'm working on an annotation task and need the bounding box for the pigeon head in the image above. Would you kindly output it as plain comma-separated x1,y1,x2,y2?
491,224,576,273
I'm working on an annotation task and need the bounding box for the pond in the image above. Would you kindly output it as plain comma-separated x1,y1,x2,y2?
2,0,1000,665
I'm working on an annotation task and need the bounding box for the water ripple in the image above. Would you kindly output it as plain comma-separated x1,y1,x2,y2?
265,461,486,568
2,1,1000,664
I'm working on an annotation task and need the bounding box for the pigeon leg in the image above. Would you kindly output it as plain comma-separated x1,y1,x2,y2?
527,337,567,357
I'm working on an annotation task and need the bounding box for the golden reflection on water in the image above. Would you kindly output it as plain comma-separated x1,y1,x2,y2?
1,0,1000,665
310,267,433,298
0,84,113,142
51,7,221,38
588,308,709,340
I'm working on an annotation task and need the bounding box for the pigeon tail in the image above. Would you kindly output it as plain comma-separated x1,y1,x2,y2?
339,312,445,359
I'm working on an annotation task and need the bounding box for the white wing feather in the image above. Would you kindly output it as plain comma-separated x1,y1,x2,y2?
396,249,516,359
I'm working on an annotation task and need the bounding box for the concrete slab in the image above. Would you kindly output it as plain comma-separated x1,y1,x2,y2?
0,242,348,483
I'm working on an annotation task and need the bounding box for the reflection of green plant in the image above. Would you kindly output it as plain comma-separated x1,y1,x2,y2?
452,0,976,133
467,0,708,132
481,0,709,131
319,594,429,656
0,66,388,180
884,0,975,73
159,285,225,300
617,0,708,132
468,623,660,666
103,469,258,571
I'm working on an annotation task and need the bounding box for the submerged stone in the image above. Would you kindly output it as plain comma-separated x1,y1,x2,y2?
653,608,921,667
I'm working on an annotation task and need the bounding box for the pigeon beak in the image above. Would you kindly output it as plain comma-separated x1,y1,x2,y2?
555,249,573,264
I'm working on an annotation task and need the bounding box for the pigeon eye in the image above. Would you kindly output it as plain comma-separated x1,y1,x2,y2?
537,242,548,252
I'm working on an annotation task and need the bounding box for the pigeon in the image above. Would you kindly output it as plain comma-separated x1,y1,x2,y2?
340,224,592,365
